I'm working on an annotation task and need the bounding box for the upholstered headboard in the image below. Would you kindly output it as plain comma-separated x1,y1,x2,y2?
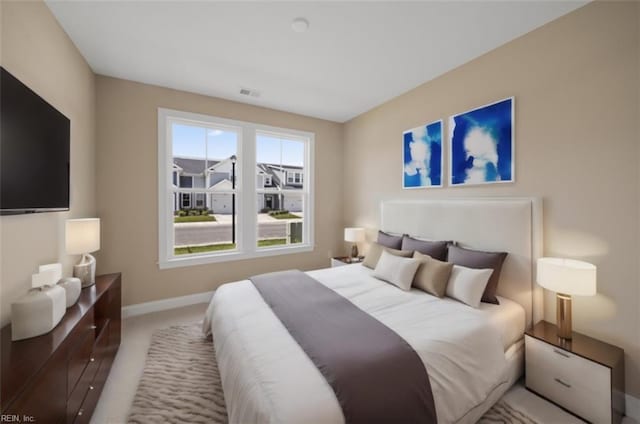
380,198,543,328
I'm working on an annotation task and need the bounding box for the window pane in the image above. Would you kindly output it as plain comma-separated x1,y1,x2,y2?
174,193,237,255
257,193,304,248
172,122,238,193
171,122,239,257
256,134,305,190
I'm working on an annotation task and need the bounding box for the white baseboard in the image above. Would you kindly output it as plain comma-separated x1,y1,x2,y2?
627,393,640,422
122,290,214,319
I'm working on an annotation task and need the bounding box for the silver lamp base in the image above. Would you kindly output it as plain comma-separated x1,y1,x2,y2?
73,253,96,288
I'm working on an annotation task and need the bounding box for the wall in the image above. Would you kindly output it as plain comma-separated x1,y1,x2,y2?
343,2,640,397
0,1,96,326
95,76,343,307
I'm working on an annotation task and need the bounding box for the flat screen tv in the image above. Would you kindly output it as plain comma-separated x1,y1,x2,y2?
1,67,70,214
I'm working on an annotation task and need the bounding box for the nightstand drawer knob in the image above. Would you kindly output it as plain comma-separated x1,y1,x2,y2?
554,377,572,388
553,348,570,358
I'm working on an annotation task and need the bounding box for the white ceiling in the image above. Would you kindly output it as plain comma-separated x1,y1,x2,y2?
46,1,586,123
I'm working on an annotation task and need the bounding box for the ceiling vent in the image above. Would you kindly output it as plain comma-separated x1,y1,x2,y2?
240,87,261,98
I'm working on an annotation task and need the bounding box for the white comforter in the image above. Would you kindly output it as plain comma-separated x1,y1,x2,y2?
204,264,516,424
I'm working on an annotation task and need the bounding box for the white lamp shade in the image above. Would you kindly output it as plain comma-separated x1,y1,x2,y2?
66,218,101,255
537,257,596,296
344,227,365,243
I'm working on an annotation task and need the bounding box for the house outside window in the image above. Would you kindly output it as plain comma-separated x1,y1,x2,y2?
158,108,314,269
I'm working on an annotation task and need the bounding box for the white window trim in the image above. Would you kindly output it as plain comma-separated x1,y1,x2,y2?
158,108,314,269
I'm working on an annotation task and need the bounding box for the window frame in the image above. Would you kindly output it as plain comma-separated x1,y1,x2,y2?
158,108,314,269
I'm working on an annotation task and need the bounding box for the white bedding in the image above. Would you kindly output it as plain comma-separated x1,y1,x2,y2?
204,264,526,424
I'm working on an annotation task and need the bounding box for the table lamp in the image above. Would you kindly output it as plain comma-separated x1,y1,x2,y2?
344,227,365,258
537,257,596,340
66,218,101,288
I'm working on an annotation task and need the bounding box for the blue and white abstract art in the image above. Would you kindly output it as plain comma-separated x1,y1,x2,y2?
403,120,443,189
450,97,514,186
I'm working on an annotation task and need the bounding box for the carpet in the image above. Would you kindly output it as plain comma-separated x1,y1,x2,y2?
127,324,227,424
128,323,537,424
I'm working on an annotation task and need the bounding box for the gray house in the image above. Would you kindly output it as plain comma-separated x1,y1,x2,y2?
172,157,303,213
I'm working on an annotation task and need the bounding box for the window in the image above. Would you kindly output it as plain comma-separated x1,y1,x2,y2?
158,108,314,269
256,132,309,248
179,175,193,188
180,193,191,209
286,171,303,185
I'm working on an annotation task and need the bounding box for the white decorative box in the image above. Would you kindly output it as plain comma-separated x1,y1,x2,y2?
58,277,81,308
11,285,66,341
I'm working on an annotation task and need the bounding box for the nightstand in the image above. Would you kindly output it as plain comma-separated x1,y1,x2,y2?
525,321,625,424
331,256,364,267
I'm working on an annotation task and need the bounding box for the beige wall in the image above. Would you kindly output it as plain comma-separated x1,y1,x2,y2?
2,0,639,401
95,76,343,308
343,1,640,396
0,1,96,326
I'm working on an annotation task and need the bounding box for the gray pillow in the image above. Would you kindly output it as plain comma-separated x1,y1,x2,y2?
377,230,403,250
447,245,507,305
362,242,413,269
401,236,450,261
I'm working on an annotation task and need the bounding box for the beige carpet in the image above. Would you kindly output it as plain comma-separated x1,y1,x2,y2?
128,323,537,424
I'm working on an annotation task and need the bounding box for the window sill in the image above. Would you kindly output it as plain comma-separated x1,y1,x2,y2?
158,243,314,269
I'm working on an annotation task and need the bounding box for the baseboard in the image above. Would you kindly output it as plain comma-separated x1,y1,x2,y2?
122,290,215,319
627,393,640,422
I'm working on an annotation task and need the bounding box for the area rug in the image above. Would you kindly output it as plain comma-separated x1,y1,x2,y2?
128,323,537,424
127,324,227,424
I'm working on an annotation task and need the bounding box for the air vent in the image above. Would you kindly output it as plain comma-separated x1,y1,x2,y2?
240,87,261,98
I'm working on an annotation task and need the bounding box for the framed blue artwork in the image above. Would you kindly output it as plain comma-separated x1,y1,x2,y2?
403,120,443,189
449,97,514,186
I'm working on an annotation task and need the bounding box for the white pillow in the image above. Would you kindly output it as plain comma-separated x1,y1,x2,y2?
373,250,421,291
445,265,494,308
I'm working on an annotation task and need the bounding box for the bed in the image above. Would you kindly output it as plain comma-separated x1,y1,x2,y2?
204,198,543,423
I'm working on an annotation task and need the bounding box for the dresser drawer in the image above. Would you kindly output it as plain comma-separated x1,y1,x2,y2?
67,330,95,400
66,312,96,398
69,322,110,423
66,345,100,424
526,335,612,423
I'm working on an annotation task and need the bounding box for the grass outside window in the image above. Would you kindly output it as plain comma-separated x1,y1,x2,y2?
174,215,216,223
175,238,291,255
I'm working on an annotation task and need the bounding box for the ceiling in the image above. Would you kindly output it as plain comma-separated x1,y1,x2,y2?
46,1,586,123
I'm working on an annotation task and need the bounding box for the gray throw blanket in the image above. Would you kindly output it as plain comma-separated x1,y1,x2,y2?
251,270,438,424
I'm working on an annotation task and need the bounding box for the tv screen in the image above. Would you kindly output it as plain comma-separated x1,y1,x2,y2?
1,67,70,214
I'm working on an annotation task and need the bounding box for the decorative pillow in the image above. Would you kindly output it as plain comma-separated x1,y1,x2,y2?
377,230,403,250
445,265,493,308
412,252,454,297
373,250,421,291
402,236,450,261
362,242,412,269
447,245,508,305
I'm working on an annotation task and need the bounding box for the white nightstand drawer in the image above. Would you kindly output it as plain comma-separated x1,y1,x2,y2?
526,335,612,423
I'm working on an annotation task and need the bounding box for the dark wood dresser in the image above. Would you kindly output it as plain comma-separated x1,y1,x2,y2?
1,273,121,423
